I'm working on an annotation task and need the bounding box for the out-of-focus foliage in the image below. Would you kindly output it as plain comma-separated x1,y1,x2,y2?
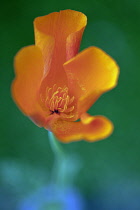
0,0,140,209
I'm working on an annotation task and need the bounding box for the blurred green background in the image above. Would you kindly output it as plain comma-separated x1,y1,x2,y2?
1,0,140,209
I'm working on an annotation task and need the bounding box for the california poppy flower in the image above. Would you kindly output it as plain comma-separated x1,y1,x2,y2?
12,10,119,142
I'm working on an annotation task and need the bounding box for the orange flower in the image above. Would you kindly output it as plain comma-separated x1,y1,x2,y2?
12,10,119,143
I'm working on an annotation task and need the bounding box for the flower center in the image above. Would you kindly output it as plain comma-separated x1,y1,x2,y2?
40,84,75,118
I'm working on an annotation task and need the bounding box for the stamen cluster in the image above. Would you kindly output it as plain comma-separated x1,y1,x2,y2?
41,84,75,118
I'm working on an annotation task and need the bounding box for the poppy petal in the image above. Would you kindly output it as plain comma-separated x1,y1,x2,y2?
34,26,54,76
12,45,44,115
64,47,119,115
49,113,113,142
34,10,87,59
34,10,87,88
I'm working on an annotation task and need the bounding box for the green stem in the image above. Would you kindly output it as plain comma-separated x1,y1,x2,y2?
48,131,66,186
48,131,64,158
48,131,80,187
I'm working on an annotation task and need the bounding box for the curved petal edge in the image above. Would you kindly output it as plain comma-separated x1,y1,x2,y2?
49,113,114,143
12,45,44,115
64,46,120,115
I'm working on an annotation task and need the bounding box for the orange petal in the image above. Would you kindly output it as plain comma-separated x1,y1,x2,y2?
34,24,54,77
64,47,119,115
49,113,113,143
34,10,87,88
12,45,44,115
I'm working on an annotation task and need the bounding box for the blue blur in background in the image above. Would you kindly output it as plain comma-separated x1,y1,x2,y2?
19,185,85,210
0,0,140,209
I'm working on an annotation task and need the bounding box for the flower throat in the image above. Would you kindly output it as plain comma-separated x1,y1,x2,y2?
40,84,75,118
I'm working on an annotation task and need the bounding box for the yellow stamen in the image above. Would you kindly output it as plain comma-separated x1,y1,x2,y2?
41,84,75,117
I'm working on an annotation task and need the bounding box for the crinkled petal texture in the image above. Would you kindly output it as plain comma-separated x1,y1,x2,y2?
34,9,87,91
64,47,119,116
49,113,113,142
